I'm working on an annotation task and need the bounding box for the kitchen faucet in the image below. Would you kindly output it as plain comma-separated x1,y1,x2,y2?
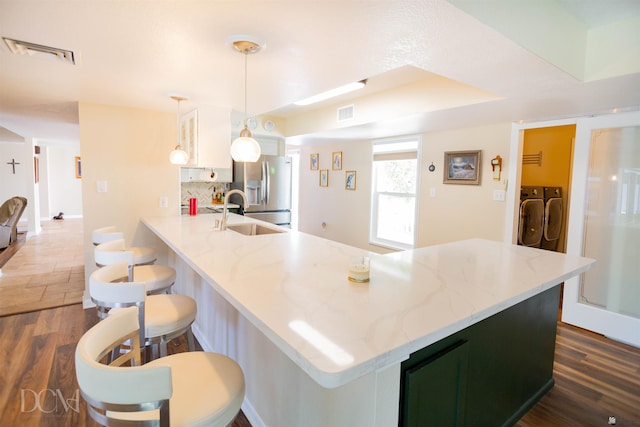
220,189,248,230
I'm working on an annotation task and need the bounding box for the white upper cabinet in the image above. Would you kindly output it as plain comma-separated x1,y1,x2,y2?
184,105,231,169
180,168,212,182
180,167,232,183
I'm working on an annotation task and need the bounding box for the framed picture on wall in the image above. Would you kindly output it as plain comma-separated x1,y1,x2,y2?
319,169,328,187
332,151,342,170
75,156,82,179
345,171,356,190
34,157,39,183
310,153,319,170
443,150,481,185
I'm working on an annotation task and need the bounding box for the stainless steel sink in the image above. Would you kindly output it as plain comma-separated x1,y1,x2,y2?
227,223,285,236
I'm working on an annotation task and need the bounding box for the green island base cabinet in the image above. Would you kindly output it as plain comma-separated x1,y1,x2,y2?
141,214,593,427
400,286,560,427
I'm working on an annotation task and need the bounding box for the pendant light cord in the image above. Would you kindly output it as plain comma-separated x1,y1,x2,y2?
177,98,181,146
243,50,248,127
170,95,187,148
228,37,262,162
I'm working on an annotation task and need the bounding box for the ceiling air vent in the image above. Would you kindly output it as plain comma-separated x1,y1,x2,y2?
3,37,75,65
337,104,354,122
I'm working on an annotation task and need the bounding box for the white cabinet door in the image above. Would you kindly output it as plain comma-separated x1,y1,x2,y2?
180,167,232,183
180,168,202,182
186,105,231,169
180,168,191,182
180,109,198,166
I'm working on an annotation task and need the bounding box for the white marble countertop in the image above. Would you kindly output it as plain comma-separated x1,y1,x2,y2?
142,213,595,388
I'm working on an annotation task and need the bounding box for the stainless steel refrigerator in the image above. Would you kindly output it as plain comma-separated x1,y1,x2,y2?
231,155,292,226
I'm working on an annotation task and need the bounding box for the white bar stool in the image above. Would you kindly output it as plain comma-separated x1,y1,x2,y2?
89,261,196,360
94,238,157,267
92,226,157,265
91,225,124,245
75,306,245,427
94,240,174,295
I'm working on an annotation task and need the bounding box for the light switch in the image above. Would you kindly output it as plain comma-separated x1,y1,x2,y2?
429,187,436,198
97,180,108,193
159,197,169,208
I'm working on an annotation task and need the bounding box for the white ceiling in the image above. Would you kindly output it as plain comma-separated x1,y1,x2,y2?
0,0,639,146
557,0,640,27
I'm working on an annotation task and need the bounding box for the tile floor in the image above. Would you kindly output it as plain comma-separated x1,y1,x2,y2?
0,218,84,316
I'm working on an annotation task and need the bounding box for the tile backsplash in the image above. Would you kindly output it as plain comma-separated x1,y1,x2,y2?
181,182,230,206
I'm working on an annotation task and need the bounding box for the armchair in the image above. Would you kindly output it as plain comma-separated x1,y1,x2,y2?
0,196,27,249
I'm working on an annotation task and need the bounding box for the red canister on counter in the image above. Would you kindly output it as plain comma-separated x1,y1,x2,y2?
189,198,198,216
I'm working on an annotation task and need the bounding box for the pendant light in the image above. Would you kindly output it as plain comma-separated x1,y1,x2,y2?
230,39,261,163
169,95,189,165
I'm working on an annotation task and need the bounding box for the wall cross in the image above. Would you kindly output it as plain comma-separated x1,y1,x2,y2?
7,158,20,174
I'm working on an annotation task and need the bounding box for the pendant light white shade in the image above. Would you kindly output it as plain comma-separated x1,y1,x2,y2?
169,95,189,165
169,146,189,164
230,136,261,162
231,125,261,162
231,37,261,163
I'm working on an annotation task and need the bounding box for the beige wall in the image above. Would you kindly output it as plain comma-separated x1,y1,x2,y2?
418,123,512,246
297,140,377,250
79,102,180,289
297,123,512,252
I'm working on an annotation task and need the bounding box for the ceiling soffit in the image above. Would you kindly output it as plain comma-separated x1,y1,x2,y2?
281,66,503,139
448,0,640,82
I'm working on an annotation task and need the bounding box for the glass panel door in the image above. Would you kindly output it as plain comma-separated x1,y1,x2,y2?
562,112,640,348
581,126,640,319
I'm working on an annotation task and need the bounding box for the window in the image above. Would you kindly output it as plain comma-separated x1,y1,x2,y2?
370,137,420,250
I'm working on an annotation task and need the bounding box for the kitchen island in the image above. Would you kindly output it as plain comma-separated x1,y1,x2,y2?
142,213,594,427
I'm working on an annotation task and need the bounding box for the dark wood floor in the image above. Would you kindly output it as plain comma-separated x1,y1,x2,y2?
516,322,640,427
0,303,638,426
0,303,251,427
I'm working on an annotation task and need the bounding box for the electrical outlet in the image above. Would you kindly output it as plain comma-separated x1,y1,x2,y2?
493,190,506,201
96,180,108,193
159,196,169,208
